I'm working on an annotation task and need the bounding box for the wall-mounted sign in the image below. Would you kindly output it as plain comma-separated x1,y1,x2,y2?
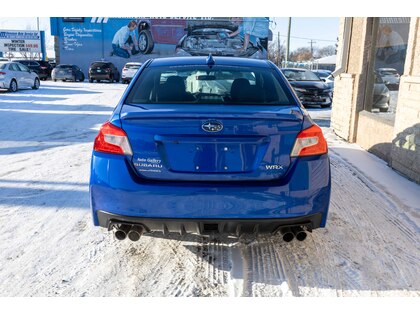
62,17,85,22
0,30,42,53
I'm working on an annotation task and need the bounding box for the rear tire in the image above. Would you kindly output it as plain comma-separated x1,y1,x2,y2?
9,79,18,92
32,78,40,90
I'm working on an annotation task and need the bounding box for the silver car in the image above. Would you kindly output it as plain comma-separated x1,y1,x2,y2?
0,61,40,92
376,68,400,89
121,62,142,84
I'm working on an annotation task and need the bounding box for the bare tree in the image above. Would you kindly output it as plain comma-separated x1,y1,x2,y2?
317,45,336,58
289,47,312,62
268,40,285,66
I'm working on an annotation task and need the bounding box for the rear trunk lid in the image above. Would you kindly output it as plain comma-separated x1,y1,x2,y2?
120,104,303,181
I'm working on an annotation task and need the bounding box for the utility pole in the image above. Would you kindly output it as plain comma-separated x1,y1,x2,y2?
277,31,281,66
286,17,291,66
308,39,316,59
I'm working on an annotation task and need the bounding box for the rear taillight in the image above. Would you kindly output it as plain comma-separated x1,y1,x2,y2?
93,122,133,155
122,68,127,72
0,72,6,75
291,124,328,157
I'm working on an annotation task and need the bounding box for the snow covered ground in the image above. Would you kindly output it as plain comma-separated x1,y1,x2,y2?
0,81,418,297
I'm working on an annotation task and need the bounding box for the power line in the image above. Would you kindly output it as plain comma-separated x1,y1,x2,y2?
275,34,336,43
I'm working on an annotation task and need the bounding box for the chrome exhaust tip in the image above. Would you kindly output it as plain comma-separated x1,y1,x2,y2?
127,225,145,242
114,224,131,241
280,227,294,242
292,226,307,241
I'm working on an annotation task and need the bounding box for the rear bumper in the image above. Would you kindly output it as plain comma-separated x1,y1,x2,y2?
53,74,74,80
89,74,112,80
300,96,332,106
90,152,331,231
97,210,323,235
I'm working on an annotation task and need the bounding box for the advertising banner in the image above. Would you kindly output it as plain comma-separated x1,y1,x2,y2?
0,30,42,53
50,17,270,75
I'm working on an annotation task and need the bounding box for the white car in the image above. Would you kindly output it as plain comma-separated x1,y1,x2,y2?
376,68,400,86
121,62,142,84
0,61,40,92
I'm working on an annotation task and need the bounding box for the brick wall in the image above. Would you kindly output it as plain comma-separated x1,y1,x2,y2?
332,17,420,183
331,74,355,140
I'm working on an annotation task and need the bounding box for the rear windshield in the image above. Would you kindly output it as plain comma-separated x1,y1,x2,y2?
125,65,296,105
379,70,398,75
282,69,321,81
126,64,141,69
0,64,6,70
91,62,110,69
56,65,72,69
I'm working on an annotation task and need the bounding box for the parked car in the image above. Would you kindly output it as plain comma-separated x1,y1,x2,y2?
14,60,48,80
121,62,142,84
52,64,85,82
376,68,400,90
34,60,54,80
312,69,334,90
89,61,120,83
281,68,333,108
0,61,40,92
373,73,390,112
90,56,331,243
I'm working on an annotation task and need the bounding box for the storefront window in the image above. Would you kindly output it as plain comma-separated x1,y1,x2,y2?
365,17,410,122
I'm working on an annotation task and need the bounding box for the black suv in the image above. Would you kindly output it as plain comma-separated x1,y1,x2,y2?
34,60,54,80
14,60,53,80
88,61,120,83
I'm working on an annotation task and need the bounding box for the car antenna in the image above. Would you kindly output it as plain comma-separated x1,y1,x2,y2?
206,54,215,67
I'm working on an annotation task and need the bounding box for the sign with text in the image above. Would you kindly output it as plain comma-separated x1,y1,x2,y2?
0,30,42,53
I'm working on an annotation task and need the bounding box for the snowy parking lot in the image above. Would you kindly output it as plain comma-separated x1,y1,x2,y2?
0,81,419,297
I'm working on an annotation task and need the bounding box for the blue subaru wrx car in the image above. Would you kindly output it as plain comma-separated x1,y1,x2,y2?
90,56,331,242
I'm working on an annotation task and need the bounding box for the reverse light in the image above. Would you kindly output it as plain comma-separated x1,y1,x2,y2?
291,124,328,157
93,122,133,155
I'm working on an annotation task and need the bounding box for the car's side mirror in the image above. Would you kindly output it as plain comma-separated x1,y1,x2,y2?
321,78,326,82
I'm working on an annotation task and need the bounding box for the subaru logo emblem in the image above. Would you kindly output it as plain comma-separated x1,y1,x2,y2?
202,121,223,133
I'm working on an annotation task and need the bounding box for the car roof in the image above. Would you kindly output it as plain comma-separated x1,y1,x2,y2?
281,68,308,72
91,61,112,64
377,68,398,72
148,56,271,68
312,69,331,73
125,62,142,65
1,61,20,65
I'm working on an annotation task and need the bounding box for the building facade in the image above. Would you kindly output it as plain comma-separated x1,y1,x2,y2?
331,17,419,183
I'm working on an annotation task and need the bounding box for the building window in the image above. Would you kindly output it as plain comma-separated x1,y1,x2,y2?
365,17,410,123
